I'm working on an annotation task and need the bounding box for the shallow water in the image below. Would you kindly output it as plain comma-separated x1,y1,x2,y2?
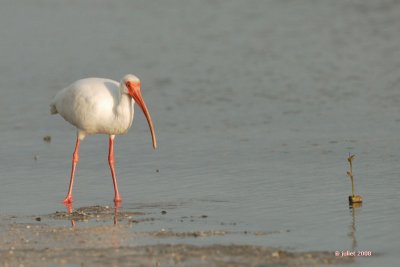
0,0,400,266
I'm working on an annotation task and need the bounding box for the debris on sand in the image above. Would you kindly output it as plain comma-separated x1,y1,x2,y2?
46,205,145,222
149,229,279,238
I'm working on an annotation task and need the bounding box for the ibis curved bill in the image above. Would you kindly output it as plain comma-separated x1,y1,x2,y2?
50,74,157,204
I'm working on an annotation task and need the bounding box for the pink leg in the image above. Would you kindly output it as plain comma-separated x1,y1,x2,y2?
63,138,80,204
109,136,122,203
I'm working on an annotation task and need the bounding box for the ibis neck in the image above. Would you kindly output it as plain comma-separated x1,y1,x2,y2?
115,92,134,131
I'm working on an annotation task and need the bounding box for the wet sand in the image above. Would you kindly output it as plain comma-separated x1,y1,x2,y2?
0,206,353,267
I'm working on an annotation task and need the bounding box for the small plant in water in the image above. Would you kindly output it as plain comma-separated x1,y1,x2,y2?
347,154,363,204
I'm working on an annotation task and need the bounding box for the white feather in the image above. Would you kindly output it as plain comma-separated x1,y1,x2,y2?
51,77,135,139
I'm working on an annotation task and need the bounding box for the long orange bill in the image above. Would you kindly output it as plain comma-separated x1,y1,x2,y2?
134,91,157,149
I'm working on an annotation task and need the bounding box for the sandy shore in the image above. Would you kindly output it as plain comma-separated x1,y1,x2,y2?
0,206,353,267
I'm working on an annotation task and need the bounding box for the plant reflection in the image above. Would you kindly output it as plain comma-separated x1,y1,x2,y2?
348,202,362,250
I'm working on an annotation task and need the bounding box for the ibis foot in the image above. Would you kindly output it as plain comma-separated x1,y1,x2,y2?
114,196,122,204
63,195,73,204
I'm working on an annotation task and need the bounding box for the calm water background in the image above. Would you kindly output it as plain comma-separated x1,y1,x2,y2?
0,0,399,266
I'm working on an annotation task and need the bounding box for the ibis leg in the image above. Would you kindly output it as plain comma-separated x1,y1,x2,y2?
108,136,122,203
64,137,80,204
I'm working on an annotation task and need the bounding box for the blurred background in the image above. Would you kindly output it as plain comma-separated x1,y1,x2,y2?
0,0,399,266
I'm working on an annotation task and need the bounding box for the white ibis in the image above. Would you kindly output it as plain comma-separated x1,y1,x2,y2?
50,74,157,204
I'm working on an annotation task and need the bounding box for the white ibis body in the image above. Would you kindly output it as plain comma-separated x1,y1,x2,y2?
50,74,157,204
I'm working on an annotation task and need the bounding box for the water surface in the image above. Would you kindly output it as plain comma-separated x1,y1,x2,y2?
0,0,399,266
